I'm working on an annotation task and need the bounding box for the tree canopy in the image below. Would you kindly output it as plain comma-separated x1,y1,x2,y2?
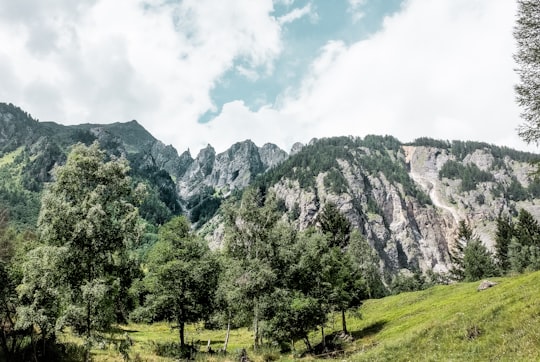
514,0,540,145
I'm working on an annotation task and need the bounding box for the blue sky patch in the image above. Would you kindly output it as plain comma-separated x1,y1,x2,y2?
199,0,403,124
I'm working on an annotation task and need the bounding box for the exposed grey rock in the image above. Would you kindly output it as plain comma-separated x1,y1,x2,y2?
150,141,185,179
177,140,288,200
477,280,498,291
290,142,304,155
259,143,288,171
207,142,539,277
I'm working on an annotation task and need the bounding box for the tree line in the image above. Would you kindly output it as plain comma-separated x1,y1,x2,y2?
0,142,386,361
448,208,540,283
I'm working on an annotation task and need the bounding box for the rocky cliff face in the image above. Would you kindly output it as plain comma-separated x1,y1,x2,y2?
205,137,540,275
176,140,288,200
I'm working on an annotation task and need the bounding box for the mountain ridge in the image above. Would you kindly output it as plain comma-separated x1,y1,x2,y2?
1,102,539,277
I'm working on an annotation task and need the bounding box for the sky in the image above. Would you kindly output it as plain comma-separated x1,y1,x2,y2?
0,0,537,155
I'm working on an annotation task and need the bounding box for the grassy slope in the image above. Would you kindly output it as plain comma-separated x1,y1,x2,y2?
88,271,540,361
347,271,540,361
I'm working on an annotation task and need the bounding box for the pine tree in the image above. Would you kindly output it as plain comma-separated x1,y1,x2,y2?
495,213,514,273
509,209,540,272
449,220,473,281
450,220,496,281
514,0,540,145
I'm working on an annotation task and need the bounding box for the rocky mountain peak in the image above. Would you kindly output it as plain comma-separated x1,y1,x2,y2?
290,142,304,155
259,143,288,170
177,140,288,200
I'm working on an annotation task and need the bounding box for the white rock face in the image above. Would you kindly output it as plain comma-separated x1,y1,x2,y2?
177,140,288,200
203,142,540,276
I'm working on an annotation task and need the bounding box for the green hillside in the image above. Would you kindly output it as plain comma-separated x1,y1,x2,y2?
346,271,540,361
84,271,540,361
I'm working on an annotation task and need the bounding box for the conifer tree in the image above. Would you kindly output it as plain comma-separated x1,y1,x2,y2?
495,213,514,273
450,220,496,281
514,0,540,145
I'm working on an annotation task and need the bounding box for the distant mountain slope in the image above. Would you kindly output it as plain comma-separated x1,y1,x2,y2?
204,136,540,275
1,102,539,276
0,103,288,229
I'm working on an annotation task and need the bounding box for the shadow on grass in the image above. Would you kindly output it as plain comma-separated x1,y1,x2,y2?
108,326,139,334
351,320,387,340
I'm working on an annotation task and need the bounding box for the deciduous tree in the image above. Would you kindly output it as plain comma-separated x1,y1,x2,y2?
36,142,144,359
143,216,220,348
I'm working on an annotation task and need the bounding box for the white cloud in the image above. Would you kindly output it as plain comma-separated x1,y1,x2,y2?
347,0,367,23
0,0,537,156
278,3,317,25
0,0,282,150
214,0,537,153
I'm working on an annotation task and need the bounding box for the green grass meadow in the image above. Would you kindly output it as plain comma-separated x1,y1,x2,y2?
84,271,540,361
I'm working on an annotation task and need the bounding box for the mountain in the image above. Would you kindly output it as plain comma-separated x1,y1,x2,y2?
203,136,540,275
0,103,288,228
0,103,539,276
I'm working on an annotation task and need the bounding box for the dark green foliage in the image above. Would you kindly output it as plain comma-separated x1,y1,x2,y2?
509,209,540,273
264,290,325,350
462,239,497,282
528,177,540,198
317,202,351,248
439,160,494,192
21,141,65,192
348,231,387,299
256,135,429,207
323,168,348,194
505,177,528,201
409,137,451,149
450,220,497,282
138,185,173,226
450,140,538,163
128,153,182,224
514,209,540,247
495,213,514,273
514,0,540,145
0,179,40,230
186,186,222,227
389,271,426,294
288,202,301,221
410,137,538,164
0,103,41,156
140,216,220,347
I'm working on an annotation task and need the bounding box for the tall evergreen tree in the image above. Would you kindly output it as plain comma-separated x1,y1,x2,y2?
317,202,351,248
509,209,540,272
514,0,540,145
450,220,496,281
462,239,497,282
495,213,514,273
449,220,473,281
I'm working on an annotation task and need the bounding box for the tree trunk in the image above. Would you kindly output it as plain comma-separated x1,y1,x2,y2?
222,317,230,352
321,325,326,349
85,298,92,362
342,309,348,335
179,321,185,347
303,336,312,352
253,299,259,350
